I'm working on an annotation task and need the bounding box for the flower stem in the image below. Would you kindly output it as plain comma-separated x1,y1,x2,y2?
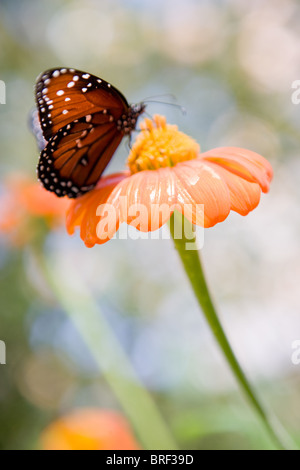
169,211,296,450
34,249,178,451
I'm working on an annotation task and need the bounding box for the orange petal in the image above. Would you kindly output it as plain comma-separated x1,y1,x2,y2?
66,192,94,236
106,168,178,232
66,173,128,247
201,147,273,193
205,161,262,215
173,160,231,227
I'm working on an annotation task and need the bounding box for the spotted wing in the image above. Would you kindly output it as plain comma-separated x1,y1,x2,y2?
29,108,47,151
35,67,129,142
37,112,123,198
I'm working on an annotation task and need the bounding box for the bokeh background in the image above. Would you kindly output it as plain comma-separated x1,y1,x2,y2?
1,0,300,450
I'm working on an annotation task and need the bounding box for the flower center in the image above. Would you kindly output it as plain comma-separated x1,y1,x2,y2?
127,115,200,173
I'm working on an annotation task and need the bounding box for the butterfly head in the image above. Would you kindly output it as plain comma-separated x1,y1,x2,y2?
130,102,146,115
120,102,146,135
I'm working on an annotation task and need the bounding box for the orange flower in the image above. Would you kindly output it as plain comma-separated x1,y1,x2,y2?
66,115,273,248
0,176,70,245
40,409,140,450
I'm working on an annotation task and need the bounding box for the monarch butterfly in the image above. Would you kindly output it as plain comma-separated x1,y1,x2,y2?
35,68,145,198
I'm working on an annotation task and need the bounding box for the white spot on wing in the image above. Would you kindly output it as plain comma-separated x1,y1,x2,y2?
57,90,64,96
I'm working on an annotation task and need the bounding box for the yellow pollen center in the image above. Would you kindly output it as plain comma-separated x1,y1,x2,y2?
127,115,200,173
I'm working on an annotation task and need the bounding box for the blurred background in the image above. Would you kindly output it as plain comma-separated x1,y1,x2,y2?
0,0,300,450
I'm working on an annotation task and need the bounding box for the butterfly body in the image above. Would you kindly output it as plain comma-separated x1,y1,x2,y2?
35,68,145,198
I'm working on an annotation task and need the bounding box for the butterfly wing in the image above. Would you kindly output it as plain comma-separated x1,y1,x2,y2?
36,68,129,141
35,68,131,197
29,108,47,151
38,114,123,198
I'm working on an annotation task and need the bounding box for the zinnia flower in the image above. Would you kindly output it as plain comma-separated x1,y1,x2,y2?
40,409,139,450
66,115,273,248
0,176,70,245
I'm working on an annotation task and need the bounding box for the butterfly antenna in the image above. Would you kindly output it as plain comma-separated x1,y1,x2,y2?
143,100,186,116
142,93,177,102
144,110,153,120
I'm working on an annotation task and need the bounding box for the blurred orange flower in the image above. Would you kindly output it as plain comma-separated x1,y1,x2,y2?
41,409,140,450
66,115,273,247
0,176,70,245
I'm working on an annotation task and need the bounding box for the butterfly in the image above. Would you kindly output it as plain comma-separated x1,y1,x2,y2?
35,68,145,198
30,107,47,152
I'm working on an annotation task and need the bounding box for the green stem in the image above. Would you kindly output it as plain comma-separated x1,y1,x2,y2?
169,211,296,450
34,249,177,451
